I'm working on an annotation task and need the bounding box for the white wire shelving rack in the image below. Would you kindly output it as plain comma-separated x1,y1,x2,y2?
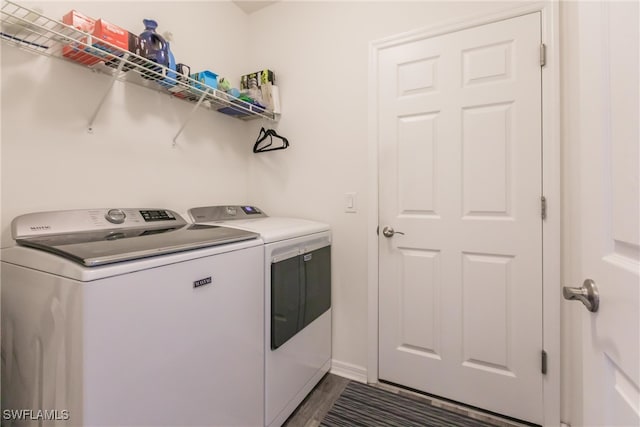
0,1,277,144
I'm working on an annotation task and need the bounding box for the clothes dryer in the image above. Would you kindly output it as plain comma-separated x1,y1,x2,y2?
188,205,332,427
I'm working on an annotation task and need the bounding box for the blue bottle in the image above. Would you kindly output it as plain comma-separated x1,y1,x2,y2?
158,40,177,88
139,19,169,79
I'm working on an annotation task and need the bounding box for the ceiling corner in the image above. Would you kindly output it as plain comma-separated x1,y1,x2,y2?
232,1,279,15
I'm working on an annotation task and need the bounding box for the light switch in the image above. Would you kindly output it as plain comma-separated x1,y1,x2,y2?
345,192,357,213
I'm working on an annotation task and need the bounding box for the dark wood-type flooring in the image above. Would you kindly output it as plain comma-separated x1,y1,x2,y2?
283,373,351,427
282,374,533,427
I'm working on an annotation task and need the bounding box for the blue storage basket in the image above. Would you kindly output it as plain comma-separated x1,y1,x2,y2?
191,70,218,91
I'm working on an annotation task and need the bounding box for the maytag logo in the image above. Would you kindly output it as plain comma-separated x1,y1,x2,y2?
30,225,51,231
193,277,212,288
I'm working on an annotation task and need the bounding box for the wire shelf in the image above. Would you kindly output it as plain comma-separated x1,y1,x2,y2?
0,1,276,122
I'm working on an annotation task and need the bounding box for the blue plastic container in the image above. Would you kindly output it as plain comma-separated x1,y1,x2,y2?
190,70,218,91
157,42,177,88
138,19,169,80
139,19,169,67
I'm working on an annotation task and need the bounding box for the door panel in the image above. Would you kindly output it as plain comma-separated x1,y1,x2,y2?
398,248,441,356
462,252,514,375
398,114,438,214
378,12,543,424
462,103,513,217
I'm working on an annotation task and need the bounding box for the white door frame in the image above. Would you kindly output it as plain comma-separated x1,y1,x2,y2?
367,2,560,425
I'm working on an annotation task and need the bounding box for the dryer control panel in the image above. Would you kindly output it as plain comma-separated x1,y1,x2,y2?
188,205,268,222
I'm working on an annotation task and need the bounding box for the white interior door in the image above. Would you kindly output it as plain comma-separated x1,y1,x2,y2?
377,12,544,424
572,2,640,426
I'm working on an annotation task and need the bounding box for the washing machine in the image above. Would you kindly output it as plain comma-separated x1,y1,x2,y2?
187,205,332,427
1,208,265,426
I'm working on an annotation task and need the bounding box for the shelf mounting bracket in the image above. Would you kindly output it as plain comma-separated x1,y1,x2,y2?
87,53,129,133
173,88,210,147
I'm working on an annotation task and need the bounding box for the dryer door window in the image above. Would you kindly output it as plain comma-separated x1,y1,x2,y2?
271,245,331,350
302,246,331,326
271,255,303,349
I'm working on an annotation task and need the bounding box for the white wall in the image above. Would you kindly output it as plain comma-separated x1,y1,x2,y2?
244,0,521,380
1,1,254,247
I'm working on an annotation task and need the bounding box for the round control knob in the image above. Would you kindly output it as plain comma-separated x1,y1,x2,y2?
105,209,126,224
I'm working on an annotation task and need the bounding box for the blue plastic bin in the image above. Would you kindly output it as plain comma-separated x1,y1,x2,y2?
190,70,218,91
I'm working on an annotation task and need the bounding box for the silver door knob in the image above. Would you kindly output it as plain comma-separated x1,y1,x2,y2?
382,226,405,238
563,279,599,312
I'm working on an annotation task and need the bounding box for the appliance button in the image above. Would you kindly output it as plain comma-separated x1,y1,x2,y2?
105,209,126,224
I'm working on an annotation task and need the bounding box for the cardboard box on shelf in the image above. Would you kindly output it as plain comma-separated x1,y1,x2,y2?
92,19,128,51
62,41,100,66
61,11,133,68
260,83,281,114
62,9,95,32
240,69,275,90
61,10,100,66
91,19,130,68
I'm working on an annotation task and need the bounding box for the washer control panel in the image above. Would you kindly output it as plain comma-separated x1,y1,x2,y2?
139,209,177,222
12,208,184,239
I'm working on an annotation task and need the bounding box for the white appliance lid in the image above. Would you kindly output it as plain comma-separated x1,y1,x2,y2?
11,209,259,266
188,206,330,243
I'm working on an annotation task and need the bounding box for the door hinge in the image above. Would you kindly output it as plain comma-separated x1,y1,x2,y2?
541,196,547,220
541,350,548,375
540,43,547,67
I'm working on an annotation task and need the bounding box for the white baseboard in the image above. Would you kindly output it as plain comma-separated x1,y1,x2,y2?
330,359,367,383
